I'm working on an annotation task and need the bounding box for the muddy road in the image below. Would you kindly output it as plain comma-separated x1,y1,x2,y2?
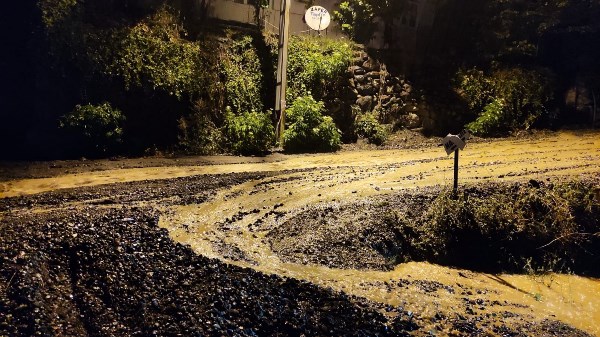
1,130,599,336
1,131,598,198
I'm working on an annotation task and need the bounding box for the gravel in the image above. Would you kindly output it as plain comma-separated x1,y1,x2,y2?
1,170,595,336
0,207,393,336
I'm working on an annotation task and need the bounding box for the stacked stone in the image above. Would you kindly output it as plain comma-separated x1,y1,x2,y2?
346,49,421,129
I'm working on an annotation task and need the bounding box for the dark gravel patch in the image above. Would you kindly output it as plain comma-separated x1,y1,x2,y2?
0,172,268,211
268,178,600,275
0,207,396,337
268,191,438,271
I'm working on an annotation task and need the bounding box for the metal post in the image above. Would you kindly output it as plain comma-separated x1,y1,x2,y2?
592,88,597,128
453,149,459,194
275,0,291,144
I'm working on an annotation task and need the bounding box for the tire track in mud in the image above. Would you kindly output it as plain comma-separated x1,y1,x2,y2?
2,131,599,198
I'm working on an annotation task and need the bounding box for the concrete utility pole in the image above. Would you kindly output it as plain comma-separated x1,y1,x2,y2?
275,0,291,144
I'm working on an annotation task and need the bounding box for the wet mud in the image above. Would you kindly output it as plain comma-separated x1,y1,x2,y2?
0,175,596,336
2,130,600,336
0,207,395,336
268,181,600,275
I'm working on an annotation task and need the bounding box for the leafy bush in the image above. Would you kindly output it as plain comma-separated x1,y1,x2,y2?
332,1,375,44
465,98,505,136
385,180,600,274
223,108,274,156
220,34,264,114
354,112,388,145
177,113,223,155
283,96,342,153
286,36,353,102
457,67,554,136
39,0,78,28
425,184,585,272
60,102,125,154
107,9,205,99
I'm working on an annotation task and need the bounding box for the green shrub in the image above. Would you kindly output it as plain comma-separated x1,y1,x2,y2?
60,102,125,154
416,181,598,273
177,113,223,155
354,112,388,145
283,96,342,153
286,36,353,102
39,0,78,28
457,67,554,136
465,98,505,136
223,108,274,156
331,1,375,44
107,9,205,99
220,34,264,114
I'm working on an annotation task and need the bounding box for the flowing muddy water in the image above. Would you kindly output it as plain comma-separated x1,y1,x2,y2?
2,130,600,335
155,131,600,336
159,181,600,335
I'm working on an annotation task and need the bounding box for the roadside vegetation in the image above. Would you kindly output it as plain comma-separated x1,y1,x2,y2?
458,68,555,136
388,179,600,274
3,0,599,159
282,96,341,153
59,102,125,156
270,177,600,276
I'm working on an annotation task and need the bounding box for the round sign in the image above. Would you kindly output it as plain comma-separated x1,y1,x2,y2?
305,6,331,31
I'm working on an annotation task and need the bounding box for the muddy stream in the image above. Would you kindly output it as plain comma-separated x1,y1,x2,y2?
2,131,600,335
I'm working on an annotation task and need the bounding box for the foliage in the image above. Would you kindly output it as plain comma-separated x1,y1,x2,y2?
416,0,600,133
424,182,595,273
283,96,341,153
465,98,505,136
177,32,269,155
177,113,223,155
107,9,204,99
354,112,388,145
332,0,407,45
223,108,274,156
60,102,125,154
425,0,600,68
286,36,353,102
458,67,555,136
480,0,600,63
385,179,600,274
39,0,78,28
220,34,264,114
332,1,375,44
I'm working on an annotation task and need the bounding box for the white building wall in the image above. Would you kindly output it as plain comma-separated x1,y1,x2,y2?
207,0,256,25
208,0,344,38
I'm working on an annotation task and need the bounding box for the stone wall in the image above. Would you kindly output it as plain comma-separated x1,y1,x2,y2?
345,48,422,129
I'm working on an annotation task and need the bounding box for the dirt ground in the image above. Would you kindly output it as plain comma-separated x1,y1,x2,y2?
1,130,599,336
0,128,539,182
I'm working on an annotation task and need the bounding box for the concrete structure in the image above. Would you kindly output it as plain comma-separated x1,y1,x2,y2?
205,0,440,74
207,0,343,37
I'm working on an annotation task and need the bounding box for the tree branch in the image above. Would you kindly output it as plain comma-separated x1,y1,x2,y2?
537,232,600,250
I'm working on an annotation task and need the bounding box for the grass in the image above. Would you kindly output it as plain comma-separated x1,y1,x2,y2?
384,178,600,275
